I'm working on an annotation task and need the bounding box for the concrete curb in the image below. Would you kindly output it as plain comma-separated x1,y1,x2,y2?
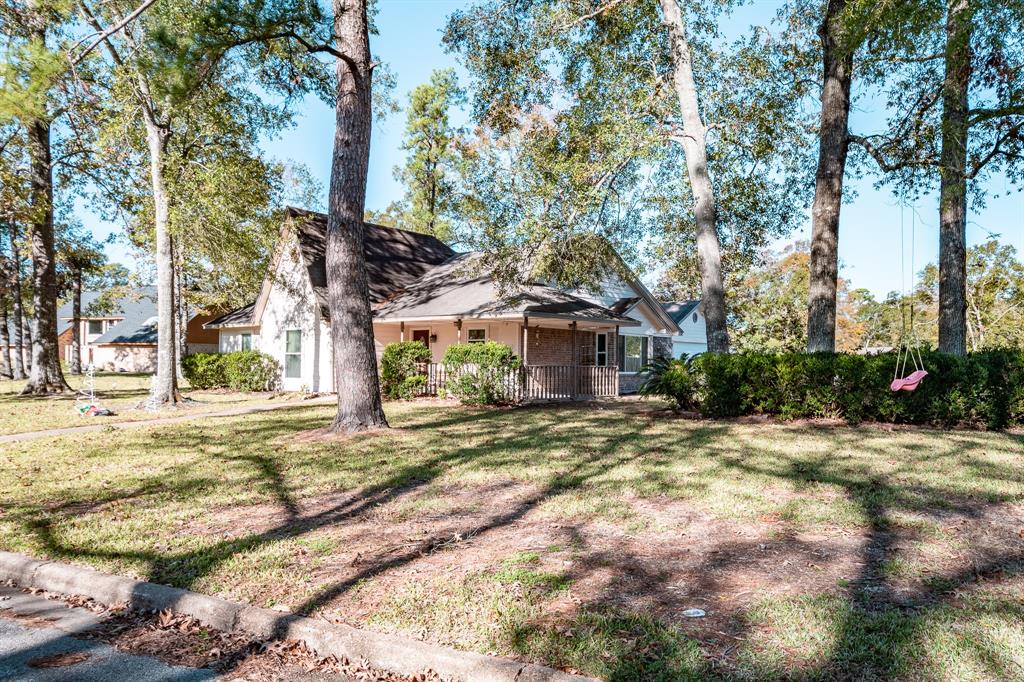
0,551,594,682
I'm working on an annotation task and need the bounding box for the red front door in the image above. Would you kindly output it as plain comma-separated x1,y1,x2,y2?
412,329,430,348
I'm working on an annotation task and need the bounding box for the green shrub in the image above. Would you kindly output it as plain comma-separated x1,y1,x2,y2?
182,353,227,389
442,341,522,405
223,351,280,391
183,351,279,392
689,350,1024,428
638,356,698,410
381,341,432,400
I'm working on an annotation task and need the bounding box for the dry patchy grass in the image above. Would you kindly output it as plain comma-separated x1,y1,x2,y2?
0,372,276,435
1,400,1022,680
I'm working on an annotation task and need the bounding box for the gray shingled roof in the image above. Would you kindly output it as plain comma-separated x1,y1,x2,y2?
2,289,155,344
91,287,160,345
288,208,456,321
204,302,256,329
662,300,701,325
374,253,641,326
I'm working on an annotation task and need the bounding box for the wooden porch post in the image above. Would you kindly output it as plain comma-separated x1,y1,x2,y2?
570,321,577,400
614,324,620,396
522,316,529,364
400,321,405,342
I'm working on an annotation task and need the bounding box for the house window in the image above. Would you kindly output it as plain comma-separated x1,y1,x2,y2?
241,333,252,351
467,328,486,343
618,335,648,373
284,329,301,378
692,312,698,323
87,320,103,335
595,333,608,367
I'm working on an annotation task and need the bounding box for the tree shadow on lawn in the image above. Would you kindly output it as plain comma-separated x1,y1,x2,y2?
6,405,1024,680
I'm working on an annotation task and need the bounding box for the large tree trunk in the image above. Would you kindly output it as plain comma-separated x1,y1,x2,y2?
70,269,82,374
0,260,11,379
173,238,187,379
327,0,388,432
806,0,853,353
144,117,180,405
937,0,972,356
658,0,729,353
22,116,68,394
8,223,26,379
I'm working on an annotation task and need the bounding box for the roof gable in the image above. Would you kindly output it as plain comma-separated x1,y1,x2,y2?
270,208,456,322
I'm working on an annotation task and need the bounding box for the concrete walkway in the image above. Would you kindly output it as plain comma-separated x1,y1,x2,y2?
0,588,215,682
0,397,334,445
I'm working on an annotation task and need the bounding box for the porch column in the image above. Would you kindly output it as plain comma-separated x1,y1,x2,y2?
614,324,620,396
455,318,463,343
522,316,529,364
570,321,577,399
400,321,405,342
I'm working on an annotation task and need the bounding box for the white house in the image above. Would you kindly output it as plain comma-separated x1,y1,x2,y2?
661,300,708,358
204,208,683,396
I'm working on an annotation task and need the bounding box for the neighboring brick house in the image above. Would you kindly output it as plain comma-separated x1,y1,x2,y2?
206,208,682,397
55,287,220,373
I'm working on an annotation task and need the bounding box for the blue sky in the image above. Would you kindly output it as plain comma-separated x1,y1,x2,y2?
86,0,1023,299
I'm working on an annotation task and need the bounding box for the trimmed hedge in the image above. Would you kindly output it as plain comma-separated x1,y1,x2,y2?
682,350,1024,428
182,351,280,392
442,341,522,405
381,341,432,400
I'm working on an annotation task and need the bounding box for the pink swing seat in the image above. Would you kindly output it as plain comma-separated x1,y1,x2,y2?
890,369,928,392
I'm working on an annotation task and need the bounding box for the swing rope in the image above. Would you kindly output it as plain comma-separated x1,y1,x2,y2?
891,200,927,392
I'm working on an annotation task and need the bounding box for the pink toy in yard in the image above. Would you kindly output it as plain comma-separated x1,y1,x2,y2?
890,369,928,392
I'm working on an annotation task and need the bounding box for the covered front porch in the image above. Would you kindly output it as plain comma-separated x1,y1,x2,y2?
373,314,634,400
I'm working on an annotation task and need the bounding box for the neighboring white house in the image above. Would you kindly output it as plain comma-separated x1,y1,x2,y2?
205,208,683,395
661,300,708,358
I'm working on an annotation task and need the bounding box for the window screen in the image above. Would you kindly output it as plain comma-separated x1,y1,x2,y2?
284,330,301,378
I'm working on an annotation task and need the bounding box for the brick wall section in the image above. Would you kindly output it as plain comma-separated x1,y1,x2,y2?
525,326,618,367
526,326,574,365
652,336,672,360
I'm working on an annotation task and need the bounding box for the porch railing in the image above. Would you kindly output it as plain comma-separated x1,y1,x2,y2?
411,363,618,402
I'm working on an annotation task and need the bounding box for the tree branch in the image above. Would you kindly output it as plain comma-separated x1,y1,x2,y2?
848,134,939,172
70,0,160,66
966,122,1022,179
560,0,630,30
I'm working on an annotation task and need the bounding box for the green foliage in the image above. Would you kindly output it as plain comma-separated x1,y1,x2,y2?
380,341,432,400
392,68,465,242
638,356,699,410
222,350,280,392
181,352,227,389
446,0,815,292
183,351,279,392
442,341,522,405
690,350,1024,428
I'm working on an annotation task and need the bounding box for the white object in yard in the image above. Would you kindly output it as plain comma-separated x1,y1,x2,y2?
682,608,706,618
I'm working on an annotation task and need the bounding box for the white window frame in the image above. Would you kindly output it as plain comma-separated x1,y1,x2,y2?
284,329,302,379
467,328,487,343
595,332,608,367
620,335,646,374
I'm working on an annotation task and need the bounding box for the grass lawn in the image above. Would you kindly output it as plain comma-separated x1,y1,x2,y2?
0,372,279,435
1,399,1022,680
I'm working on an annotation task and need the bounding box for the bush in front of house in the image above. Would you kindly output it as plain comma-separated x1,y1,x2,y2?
181,352,228,389
223,351,280,391
380,341,432,400
677,350,1024,428
442,341,522,405
638,356,699,410
183,351,280,392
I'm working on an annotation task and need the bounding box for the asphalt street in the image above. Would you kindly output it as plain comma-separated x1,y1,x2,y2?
0,587,216,682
